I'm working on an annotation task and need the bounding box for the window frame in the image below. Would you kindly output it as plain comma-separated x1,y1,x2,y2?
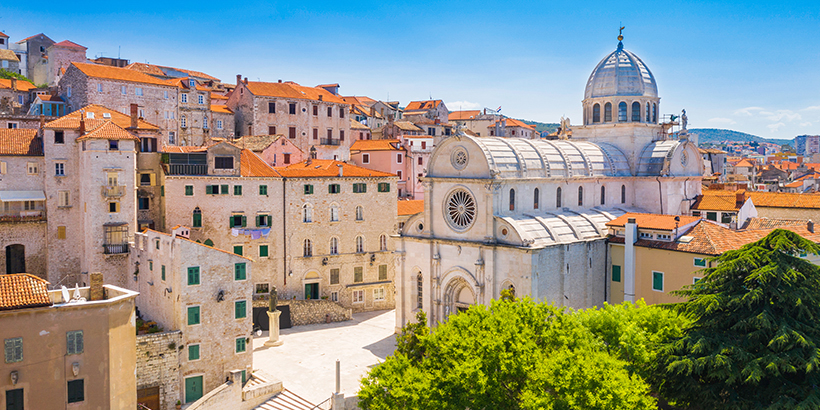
187,266,201,286
652,271,664,292
187,305,201,326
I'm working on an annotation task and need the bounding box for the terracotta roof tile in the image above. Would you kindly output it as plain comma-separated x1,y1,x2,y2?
605,213,701,231
76,121,140,141
404,100,441,111
245,81,347,104
0,129,42,156
748,191,820,209
350,139,403,152
393,121,424,132
785,181,803,188
46,104,159,131
0,32,8,38
350,119,370,130
398,199,424,216
211,104,233,114
691,190,746,211
210,93,229,100
449,110,482,121
0,49,20,62
16,33,52,44
275,159,395,178
0,274,52,311
52,40,86,49
72,62,173,87
241,149,281,177
37,94,63,102
489,118,535,130
743,217,810,230
734,159,756,168
163,145,209,153
124,62,219,81
235,135,278,152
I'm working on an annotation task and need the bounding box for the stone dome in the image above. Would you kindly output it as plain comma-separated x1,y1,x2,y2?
584,42,658,100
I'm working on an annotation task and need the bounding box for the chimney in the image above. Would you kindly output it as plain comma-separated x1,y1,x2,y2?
79,111,86,134
278,79,282,83
623,217,638,303
10,77,17,91
370,106,375,116
337,163,343,177
89,272,104,301
809,220,815,233
319,95,323,101
236,74,242,85
243,77,248,84
39,114,45,138
130,103,138,129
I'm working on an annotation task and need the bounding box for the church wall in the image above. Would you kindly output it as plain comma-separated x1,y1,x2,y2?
531,239,606,310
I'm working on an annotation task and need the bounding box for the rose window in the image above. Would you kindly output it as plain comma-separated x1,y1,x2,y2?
446,189,476,230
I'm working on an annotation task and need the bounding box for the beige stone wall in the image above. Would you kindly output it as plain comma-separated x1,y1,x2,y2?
211,110,235,140
137,331,183,410
178,88,211,146
252,299,352,326
0,222,47,278
755,206,820,222
47,45,86,86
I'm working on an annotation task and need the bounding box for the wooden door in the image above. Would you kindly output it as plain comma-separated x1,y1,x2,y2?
6,388,24,410
185,376,203,403
137,386,159,410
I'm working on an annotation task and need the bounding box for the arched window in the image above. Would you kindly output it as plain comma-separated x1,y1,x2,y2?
416,273,423,309
600,186,606,205
203,238,214,247
355,236,364,253
505,283,516,298
509,189,516,211
556,187,562,208
621,185,626,204
592,103,600,123
652,103,657,123
330,204,339,222
618,102,627,122
302,204,313,223
303,239,313,257
578,186,584,206
533,188,540,209
631,102,641,122
192,207,202,228
604,103,612,122
355,205,364,221
646,102,651,122
329,238,338,255
380,234,388,251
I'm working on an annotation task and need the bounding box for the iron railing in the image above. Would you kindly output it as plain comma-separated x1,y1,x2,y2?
320,139,341,146
168,164,208,175
0,210,45,222
101,185,126,197
103,243,129,255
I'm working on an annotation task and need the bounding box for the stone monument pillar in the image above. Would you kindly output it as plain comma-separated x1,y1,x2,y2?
265,287,283,347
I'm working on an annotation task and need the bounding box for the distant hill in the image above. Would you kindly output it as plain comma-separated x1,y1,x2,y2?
690,128,793,146
517,119,559,134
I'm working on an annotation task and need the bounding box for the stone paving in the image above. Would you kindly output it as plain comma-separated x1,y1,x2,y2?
252,309,397,405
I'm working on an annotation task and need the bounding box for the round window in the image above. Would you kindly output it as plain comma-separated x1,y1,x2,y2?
417,223,424,232
501,228,508,236
445,189,476,231
451,148,468,170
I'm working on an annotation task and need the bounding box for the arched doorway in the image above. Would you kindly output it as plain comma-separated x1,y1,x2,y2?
5,244,25,274
303,271,320,300
443,277,475,317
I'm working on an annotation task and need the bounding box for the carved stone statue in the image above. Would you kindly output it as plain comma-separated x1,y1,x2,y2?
268,286,278,312
681,109,688,130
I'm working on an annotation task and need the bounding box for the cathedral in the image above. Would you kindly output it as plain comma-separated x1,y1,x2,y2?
395,37,703,329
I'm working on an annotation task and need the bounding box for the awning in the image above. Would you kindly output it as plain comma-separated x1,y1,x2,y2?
0,191,46,202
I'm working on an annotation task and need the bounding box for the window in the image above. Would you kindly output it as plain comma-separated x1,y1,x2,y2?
55,162,65,176
362,153,370,164
631,101,641,122
509,189,515,211
327,107,333,117
340,108,345,119
188,344,200,361
289,103,296,115
313,105,318,116
169,132,176,145
618,101,627,122
203,115,208,128
355,206,363,221
692,211,701,217
26,162,38,175
284,153,291,164
259,185,268,195
135,87,143,96
328,184,340,194
639,232,652,239
67,379,84,403
556,187,562,207
396,153,403,164
327,129,333,140
268,126,277,135
138,197,149,210
652,103,657,123
330,204,339,221
303,239,313,257
233,245,243,255
215,156,234,169
164,90,169,99
313,128,318,140
66,330,83,355
198,94,204,104
611,265,621,282
657,234,671,240
5,337,22,363
706,212,717,221
353,289,364,303
268,102,276,113
621,185,626,204
181,93,188,103
592,103,601,123
721,213,733,224
188,267,200,285
289,127,296,139
108,202,119,213
330,238,339,255
380,235,387,251
600,186,606,205
67,86,72,97
256,214,270,227
652,271,664,291
378,182,390,192
55,130,65,144
533,188,539,209
379,264,387,280
256,283,270,294
187,306,200,325
236,337,247,353
604,102,612,122
417,274,423,309
304,184,314,195
259,244,269,257
217,120,223,130
418,157,423,165
161,265,165,280
646,102,651,122
374,287,385,301
578,186,583,206
235,263,247,281
185,185,194,196
235,300,247,319
234,185,242,196
353,183,366,193
180,116,187,128
694,258,707,267
57,226,66,239
193,207,202,228
397,170,403,180
354,266,363,283
693,277,702,284
355,236,364,253
302,204,313,223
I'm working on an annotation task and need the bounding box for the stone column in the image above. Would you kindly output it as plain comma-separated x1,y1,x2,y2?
265,310,283,347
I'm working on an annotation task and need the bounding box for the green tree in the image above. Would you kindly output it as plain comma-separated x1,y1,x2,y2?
0,68,32,83
359,298,657,410
658,229,820,409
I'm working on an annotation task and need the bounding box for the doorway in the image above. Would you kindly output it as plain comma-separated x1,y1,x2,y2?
5,244,25,274
6,388,24,410
137,386,159,410
184,376,203,403
305,283,319,300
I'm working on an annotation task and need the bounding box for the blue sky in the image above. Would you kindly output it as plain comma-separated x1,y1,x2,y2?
2,1,818,139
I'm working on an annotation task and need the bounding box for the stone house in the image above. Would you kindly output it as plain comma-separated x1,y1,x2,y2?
58,62,179,147
349,139,412,197
403,100,448,123
371,100,402,121
13,33,54,85
0,128,46,278
488,117,537,139
350,118,371,141
46,40,87,86
0,49,20,75
346,101,386,130
132,228,254,405
690,189,758,227
210,104,235,140
449,109,502,137
234,134,304,167
227,77,351,160
0,273,138,410
0,78,37,116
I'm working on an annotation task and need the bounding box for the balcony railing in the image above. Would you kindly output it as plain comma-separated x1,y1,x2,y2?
101,185,126,198
0,210,45,223
103,243,129,255
168,164,208,175
320,138,341,146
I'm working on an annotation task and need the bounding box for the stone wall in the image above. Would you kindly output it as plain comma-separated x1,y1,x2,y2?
252,298,352,326
137,330,182,410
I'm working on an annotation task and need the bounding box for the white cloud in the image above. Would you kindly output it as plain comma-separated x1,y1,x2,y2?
734,106,765,116
803,106,820,112
446,101,482,111
762,110,801,122
801,122,813,127
707,117,736,125
767,122,786,132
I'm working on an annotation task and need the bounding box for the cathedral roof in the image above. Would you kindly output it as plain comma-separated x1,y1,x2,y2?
584,41,658,100
498,208,629,247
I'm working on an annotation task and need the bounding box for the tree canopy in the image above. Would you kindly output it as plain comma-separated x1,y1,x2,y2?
658,229,820,409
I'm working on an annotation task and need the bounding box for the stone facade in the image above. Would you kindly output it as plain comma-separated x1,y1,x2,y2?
136,331,182,410
46,41,87,86
252,299,352,326
18,34,54,86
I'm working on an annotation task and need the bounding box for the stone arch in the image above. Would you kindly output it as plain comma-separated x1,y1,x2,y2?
500,279,516,298
303,271,321,300
441,268,478,318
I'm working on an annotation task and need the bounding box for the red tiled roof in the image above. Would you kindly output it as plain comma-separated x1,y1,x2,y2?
748,192,820,209
398,200,424,216
211,105,233,114
210,93,229,100
124,62,219,81
0,32,8,38
0,129,43,156
0,274,52,311
244,81,347,104
691,190,747,211
449,110,482,121
350,139,403,152
734,159,756,168
76,121,140,141
240,149,280,177
71,62,173,87
405,100,441,111
163,145,209,153
52,40,86,49
743,217,810,230
37,94,63,102
16,33,52,43
0,78,35,92
489,118,535,130
785,181,803,188
605,213,701,231
46,104,159,130
275,159,395,178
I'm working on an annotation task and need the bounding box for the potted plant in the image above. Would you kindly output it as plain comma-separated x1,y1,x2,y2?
176,399,182,409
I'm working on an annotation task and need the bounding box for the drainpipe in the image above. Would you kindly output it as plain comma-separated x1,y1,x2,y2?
282,177,287,287
624,217,637,303
656,177,664,214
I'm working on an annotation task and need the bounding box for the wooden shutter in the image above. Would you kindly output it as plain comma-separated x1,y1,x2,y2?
241,216,247,227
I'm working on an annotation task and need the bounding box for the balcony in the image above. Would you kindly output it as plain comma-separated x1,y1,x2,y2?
168,164,208,175
101,185,126,198
103,243,129,255
320,138,341,146
0,210,45,223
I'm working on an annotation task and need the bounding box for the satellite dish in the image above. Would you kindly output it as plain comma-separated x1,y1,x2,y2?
61,286,70,303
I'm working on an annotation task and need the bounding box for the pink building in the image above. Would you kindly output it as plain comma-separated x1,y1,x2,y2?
235,134,304,167
350,138,428,199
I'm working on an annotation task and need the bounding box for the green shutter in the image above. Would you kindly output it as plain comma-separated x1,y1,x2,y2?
187,267,200,285
205,185,211,195
161,265,166,281
234,185,242,195
611,265,621,282
361,183,366,193
259,245,269,257
236,337,246,353
652,272,663,291
161,186,165,197
255,215,261,227
235,300,247,319
233,245,243,256
188,344,200,361
241,215,247,227
193,212,202,228
187,306,200,325
694,258,706,267
379,264,387,280
220,185,228,195
259,185,268,195
235,263,246,280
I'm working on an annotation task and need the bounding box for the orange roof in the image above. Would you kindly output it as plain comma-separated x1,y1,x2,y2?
796,172,820,181
46,104,159,131
0,129,43,156
405,100,441,111
785,181,803,188
16,33,52,44
211,105,233,114
734,159,756,168
0,32,8,38
244,81,347,104
163,145,209,153
210,93,229,100
748,192,820,209
605,213,701,231
449,110,482,121
490,118,535,130
0,78,35,91
76,121,140,141
240,149,280,177
37,94,63,102
125,62,219,81
0,274,52,311
691,190,747,211
52,40,86,49
350,119,370,130
275,159,395,178
350,139,403,152
71,62,173,87
744,217,810,230
398,200,424,216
